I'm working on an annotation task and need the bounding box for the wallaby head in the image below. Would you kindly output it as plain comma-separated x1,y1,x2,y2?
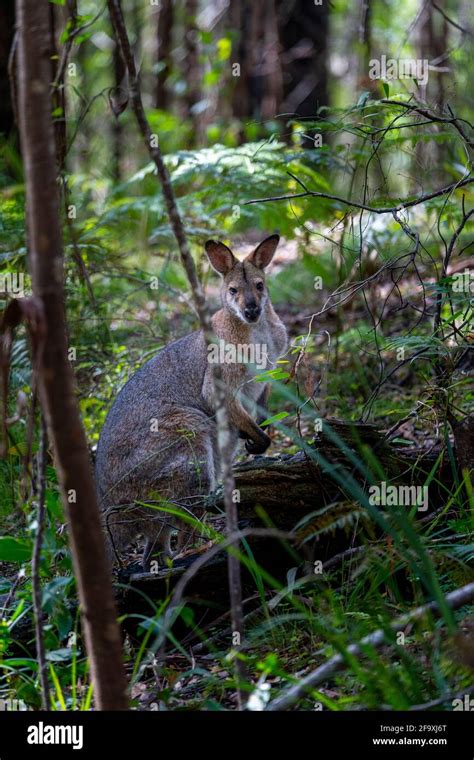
205,234,280,324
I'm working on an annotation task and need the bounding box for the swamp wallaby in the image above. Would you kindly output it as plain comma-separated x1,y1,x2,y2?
95,234,287,568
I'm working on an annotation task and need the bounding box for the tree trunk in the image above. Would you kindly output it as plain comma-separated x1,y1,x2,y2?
415,0,449,184
184,0,203,143
154,0,173,110
119,421,458,602
0,0,16,149
74,30,92,174
48,0,67,171
230,0,247,122
206,421,455,524
358,0,372,84
260,0,284,120
451,413,474,480
276,0,329,120
230,0,261,130
15,0,128,711
111,37,125,181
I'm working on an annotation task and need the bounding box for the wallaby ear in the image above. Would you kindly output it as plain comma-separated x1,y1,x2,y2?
245,234,280,270
205,240,237,275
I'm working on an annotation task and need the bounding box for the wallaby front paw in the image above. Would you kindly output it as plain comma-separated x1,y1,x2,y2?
245,434,271,455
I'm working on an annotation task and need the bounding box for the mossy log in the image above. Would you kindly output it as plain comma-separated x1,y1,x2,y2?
116,419,457,626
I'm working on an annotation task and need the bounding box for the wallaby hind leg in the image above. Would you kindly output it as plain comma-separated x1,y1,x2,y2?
103,509,139,570
101,410,219,569
140,424,218,568
142,520,193,570
142,524,174,571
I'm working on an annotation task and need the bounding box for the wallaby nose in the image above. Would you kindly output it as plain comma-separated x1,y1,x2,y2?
244,303,261,322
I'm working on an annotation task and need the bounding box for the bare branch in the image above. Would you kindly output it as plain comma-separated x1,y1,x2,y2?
431,0,473,37
15,0,128,710
31,416,51,710
433,207,474,336
381,98,474,150
243,176,473,213
107,0,247,707
267,581,474,711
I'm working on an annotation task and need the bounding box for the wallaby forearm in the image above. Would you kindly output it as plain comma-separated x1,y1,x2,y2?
227,397,271,454
256,384,271,426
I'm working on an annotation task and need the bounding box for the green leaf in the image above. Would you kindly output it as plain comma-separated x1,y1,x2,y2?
46,648,73,662
46,490,64,521
42,576,74,611
356,91,370,109
203,70,220,87
199,30,213,45
0,537,31,563
260,411,290,427
255,368,290,382
180,607,195,626
382,82,390,97
216,37,232,62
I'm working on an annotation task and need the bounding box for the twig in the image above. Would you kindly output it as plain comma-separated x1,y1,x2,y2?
321,545,366,573
189,591,266,653
52,3,106,91
394,104,473,160
383,410,418,441
107,0,246,708
381,99,474,150
304,248,417,322
361,345,432,421
433,207,474,336
31,416,51,710
381,685,474,711
267,581,474,711
61,175,98,309
243,175,473,213
430,0,473,37
7,31,19,128
0,570,25,619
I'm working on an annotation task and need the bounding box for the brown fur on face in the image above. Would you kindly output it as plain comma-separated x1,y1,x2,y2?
205,235,279,324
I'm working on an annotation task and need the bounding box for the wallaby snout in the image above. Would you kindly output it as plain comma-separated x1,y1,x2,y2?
244,301,261,322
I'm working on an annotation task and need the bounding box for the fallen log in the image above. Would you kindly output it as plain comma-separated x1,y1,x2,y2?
205,419,453,524
116,419,458,631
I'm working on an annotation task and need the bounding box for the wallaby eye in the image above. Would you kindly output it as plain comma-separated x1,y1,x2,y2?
256,282,264,291
229,287,237,295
